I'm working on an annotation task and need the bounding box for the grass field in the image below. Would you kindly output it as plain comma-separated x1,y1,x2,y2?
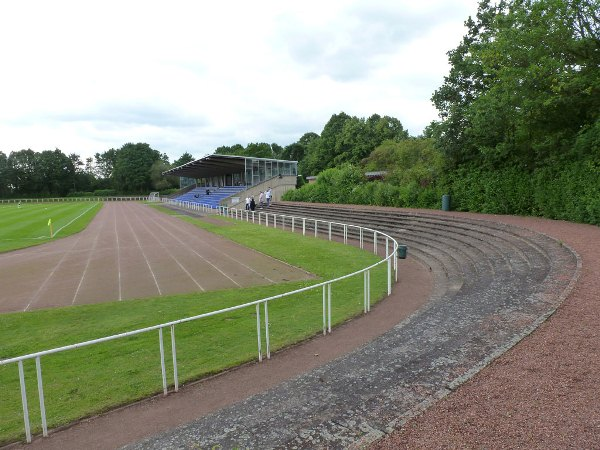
0,201,103,253
0,205,388,445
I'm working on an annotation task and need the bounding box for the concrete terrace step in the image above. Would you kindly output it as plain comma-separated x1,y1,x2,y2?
128,203,578,449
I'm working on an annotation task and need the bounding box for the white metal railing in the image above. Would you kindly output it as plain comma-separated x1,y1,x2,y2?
1,200,399,444
0,196,150,204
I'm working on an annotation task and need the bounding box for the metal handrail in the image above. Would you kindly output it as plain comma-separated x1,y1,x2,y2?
0,196,150,203
1,199,399,443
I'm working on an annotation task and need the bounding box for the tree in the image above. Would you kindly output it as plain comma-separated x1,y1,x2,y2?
214,144,245,156
150,159,176,191
172,152,195,167
7,149,38,195
282,132,319,162
94,148,118,180
433,0,600,168
112,143,162,193
0,151,9,197
37,149,75,196
244,142,274,158
300,112,410,176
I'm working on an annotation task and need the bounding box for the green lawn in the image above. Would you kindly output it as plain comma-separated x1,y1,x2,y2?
0,205,389,445
0,201,102,253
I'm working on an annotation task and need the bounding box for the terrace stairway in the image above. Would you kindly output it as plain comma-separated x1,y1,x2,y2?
129,201,579,449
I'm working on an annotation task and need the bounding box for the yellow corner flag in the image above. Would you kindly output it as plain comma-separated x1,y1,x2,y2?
48,218,53,238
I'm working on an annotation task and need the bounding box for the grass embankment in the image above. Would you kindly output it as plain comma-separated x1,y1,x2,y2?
0,201,102,253
0,205,388,444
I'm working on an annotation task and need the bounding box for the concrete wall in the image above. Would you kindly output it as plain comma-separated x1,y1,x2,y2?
221,176,297,207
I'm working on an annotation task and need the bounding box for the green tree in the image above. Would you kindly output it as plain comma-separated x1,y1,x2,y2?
37,149,75,196
434,0,600,168
94,149,118,180
172,152,195,167
0,151,9,197
214,144,245,156
300,112,409,176
282,132,319,163
7,149,38,195
112,143,162,193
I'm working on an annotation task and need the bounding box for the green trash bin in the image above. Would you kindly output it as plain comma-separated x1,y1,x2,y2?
442,194,451,211
397,245,408,259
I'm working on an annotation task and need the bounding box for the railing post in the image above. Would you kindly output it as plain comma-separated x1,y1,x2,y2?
328,222,332,241
170,325,179,392
18,361,32,443
256,303,262,362
314,219,318,237
264,302,271,359
292,217,295,233
364,271,368,313
367,270,371,311
360,227,364,249
344,224,348,244
302,218,306,236
327,284,332,333
322,285,327,335
387,257,392,295
394,245,398,282
35,356,48,437
373,231,378,254
159,328,167,396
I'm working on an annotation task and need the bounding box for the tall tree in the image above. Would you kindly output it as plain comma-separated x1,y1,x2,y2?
172,152,195,167
433,0,600,168
0,151,9,197
7,149,38,195
37,149,75,196
94,148,118,180
112,143,162,193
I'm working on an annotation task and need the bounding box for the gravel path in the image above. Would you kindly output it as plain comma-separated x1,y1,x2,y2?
372,214,600,449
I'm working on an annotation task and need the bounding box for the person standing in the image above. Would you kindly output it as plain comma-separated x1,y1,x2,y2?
245,196,250,211
250,197,256,211
266,187,272,207
259,191,264,208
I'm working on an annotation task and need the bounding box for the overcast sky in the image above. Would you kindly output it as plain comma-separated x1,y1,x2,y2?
0,1,478,163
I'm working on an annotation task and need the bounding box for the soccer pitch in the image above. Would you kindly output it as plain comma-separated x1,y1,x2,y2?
0,201,103,253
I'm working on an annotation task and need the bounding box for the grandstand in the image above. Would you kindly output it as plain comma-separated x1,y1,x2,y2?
175,186,246,208
163,154,298,207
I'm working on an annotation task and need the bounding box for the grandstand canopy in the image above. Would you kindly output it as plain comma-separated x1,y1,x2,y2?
163,154,297,188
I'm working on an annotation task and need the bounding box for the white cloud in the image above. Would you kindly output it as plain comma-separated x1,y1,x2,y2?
0,0,478,162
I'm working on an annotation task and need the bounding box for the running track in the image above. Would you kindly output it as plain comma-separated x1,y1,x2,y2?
0,202,312,313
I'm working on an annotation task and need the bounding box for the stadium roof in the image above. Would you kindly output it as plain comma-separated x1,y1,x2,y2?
163,154,297,179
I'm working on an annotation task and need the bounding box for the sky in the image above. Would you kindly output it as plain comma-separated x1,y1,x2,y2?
0,1,479,163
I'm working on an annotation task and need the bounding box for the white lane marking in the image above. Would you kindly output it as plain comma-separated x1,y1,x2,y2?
115,205,123,301
53,202,100,237
134,206,205,291
139,206,241,287
71,232,100,305
123,206,162,296
147,207,275,283
24,236,84,311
